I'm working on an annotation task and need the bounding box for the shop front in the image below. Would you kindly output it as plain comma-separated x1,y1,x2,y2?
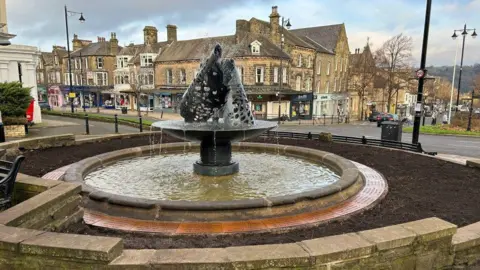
313,93,349,118
290,93,313,120
47,85,65,108
37,86,47,102
249,94,270,120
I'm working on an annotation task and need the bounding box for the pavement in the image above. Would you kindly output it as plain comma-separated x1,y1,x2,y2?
14,113,480,160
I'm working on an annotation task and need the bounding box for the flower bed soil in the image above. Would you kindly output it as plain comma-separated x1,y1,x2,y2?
18,136,480,249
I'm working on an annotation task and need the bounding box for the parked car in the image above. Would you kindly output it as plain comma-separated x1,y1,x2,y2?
474,108,480,114
38,101,51,111
368,111,381,122
377,113,395,127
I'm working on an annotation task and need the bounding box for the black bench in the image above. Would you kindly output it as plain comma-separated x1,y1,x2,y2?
0,156,25,210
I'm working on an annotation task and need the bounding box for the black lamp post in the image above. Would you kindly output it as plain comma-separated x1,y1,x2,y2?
412,0,432,145
451,24,477,111
278,17,291,124
64,5,85,113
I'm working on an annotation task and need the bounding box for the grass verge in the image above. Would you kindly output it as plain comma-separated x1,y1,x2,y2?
403,125,480,137
42,110,154,128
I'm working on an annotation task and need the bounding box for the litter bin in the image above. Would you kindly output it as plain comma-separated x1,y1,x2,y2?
121,107,128,114
381,121,403,141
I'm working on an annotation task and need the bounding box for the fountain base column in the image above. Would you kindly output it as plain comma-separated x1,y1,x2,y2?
194,137,239,176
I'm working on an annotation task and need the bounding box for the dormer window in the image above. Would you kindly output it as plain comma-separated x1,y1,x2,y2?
250,40,262,55
54,56,58,65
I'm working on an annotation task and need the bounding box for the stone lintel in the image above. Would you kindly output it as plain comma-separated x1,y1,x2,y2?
400,217,457,243
301,233,374,264
19,232,123,262
358,224,416,251
226,243,311,269
0,225,44,252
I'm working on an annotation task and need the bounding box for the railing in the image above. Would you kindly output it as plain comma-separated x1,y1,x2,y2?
263,130,438,156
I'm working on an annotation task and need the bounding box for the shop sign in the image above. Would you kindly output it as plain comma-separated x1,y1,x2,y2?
68,92,76,98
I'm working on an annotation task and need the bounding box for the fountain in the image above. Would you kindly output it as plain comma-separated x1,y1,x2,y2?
152,44,277,176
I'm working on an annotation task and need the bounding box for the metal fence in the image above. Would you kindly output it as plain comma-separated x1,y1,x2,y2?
263,130,437,156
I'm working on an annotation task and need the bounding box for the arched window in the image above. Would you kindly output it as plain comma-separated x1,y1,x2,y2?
297,55,302,67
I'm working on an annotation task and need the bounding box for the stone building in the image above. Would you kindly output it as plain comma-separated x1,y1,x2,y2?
113,26,170,112
37,46,67,108
150,6,351,120
347,43,376,119
291,23,350,118
62,33,122,109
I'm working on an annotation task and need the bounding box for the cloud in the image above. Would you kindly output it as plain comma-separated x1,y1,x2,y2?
6,0,480,66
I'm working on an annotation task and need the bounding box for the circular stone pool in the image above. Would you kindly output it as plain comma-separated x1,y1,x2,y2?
84,152,340,201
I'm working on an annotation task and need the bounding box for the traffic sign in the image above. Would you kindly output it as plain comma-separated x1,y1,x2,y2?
416,69,425,79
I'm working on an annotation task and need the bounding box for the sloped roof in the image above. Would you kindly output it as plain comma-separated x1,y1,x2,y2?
250,18,316,50
291,24,343,52
41,52,54,65
155,32,289,62
70,41,123,57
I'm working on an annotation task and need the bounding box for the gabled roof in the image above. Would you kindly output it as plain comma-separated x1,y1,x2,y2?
70,41,122,57
41,52,54,65
250,18,316,50
155,31,289,62
290,24,343,53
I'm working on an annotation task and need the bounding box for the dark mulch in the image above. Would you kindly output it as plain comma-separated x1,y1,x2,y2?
19,136,480,249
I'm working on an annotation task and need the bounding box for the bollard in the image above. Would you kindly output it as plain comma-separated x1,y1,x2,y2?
114,114,119,133
24,124,29,135
323,114,326,126
85,114,90,135
331,115,334,124
0,124,5,143
139,116,143,132
161,110,164,119
422,115,426,126
307,132,312,140
362,136,367,144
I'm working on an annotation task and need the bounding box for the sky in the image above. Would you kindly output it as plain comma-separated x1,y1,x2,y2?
6,0,480,66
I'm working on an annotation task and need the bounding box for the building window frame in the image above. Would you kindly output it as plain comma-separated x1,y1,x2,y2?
166,69,173,85
295,75,301,90
94,72,108,86
255,66,264,84
273,67,279,84
96,57,104,69
297,55,302,67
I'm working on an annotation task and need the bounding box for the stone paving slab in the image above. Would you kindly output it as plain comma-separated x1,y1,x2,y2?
0,225,44,252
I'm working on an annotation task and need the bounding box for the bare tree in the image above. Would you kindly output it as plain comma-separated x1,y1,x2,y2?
374,33,413,113
348,51,376,120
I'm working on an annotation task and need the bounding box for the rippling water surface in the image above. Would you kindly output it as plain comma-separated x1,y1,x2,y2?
85,152,339,201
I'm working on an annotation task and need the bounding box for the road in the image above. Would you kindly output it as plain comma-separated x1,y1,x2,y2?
278,121,480,158
30,115,480,158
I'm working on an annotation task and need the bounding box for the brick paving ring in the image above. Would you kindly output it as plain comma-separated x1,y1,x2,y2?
58,142,388,234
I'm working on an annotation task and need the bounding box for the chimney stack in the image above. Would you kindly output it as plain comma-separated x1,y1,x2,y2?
110,32,118,55
72,34,82,51
167,25,177,42
143,26,158,45
269,6,280,47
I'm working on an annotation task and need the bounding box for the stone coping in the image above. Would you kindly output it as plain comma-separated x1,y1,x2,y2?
467,159,480,169
0,134,75,151
62,142,360,211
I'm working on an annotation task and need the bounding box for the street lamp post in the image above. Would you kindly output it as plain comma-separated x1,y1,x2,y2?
451,24,477,111
412,0,432,145
64,5,85,113
278,17,291,124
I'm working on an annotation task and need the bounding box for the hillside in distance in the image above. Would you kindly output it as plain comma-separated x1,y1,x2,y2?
427,64,480,93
